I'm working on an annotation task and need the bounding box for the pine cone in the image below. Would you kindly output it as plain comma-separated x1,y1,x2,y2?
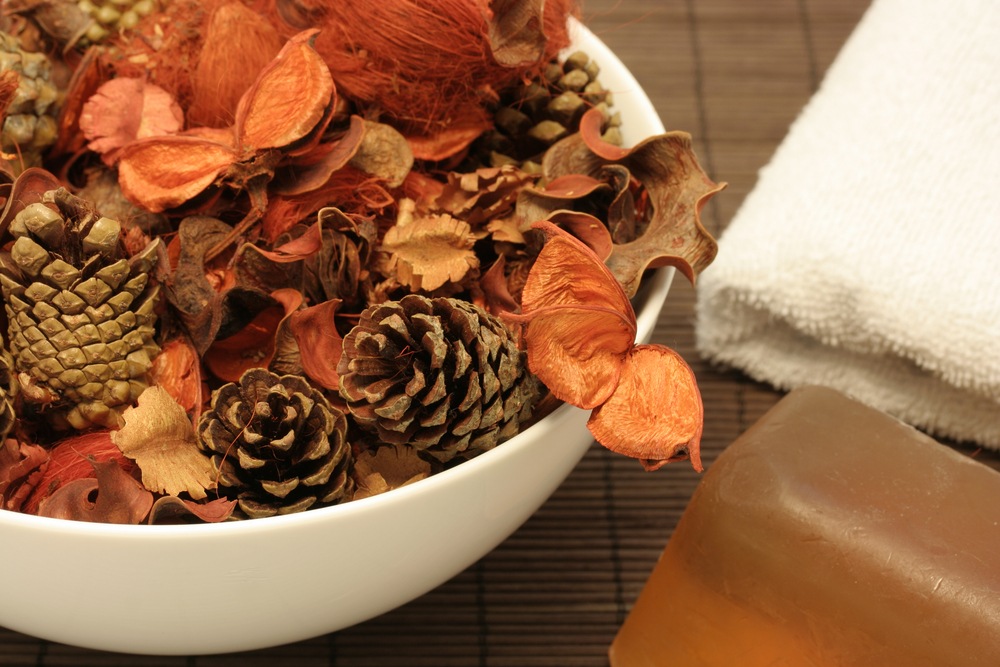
339,295,539,463
0,350,16,441
0,32,62,170
468,50,622,170
75,0,158,44
0,188,162,430
197,369,354,520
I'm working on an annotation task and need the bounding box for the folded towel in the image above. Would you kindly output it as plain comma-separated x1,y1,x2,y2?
695,0,1000,447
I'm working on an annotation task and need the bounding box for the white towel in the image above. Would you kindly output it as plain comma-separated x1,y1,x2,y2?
695,0,1000,447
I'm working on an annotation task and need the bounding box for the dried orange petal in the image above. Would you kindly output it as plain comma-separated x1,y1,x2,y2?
236,29,334,151
118,136,237,212
587,344,704,472
506,221,636,409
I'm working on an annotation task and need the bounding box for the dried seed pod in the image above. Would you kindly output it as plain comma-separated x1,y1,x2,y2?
339,295,539,463
197,369,354,519
0,188,162,431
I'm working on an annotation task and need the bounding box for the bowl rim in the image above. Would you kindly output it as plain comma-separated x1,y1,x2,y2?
0,18,672,538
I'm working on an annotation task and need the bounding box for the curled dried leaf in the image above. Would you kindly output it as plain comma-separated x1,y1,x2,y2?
406,120,494,161
150,338,205,420
274,115,366,196
148,496,237,525
205,288,303,382
587,345,703,472
0,438,48,512
37,458,153,525
543,108,724,295
111,387,217,500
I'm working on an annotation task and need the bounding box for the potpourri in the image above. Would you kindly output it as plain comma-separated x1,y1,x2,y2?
0,0,723,523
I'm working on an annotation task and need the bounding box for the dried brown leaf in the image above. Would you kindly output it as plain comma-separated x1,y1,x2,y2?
353,445,432,501
405,119,493,161
484,0,547,67
381,214,479,292
111,387,217,500
148,496,237,525
348,120,414,188
150,337,205,423
480,255,520,317
274,115,366,196
205,288,303,382
166,215,277,356
543,108,724,296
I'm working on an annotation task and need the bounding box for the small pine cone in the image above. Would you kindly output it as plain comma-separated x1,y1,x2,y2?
0,32,62,170
0,350,16,441
339,295,539,463
0,188,162,430
197,369,354,520
469,50,621,170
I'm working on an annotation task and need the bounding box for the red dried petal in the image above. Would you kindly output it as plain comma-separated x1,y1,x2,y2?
274,115,366,196
406,119,492,161
289,299,344,391
79,77,184,164
588,344,704,472
149,338,205,418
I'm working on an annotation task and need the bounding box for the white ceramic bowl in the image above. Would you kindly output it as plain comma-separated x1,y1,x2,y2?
0,21,672,656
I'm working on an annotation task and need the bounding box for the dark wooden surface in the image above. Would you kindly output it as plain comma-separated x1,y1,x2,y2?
1,1,890,664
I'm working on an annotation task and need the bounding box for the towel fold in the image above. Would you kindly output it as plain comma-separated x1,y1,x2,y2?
695,0,1000,446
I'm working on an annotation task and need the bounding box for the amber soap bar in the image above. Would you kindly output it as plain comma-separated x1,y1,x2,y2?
610,385,1000,666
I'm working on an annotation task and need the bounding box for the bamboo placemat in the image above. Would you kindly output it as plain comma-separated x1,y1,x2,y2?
10,1,991,665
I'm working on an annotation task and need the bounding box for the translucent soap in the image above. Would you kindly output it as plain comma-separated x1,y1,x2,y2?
610,385,1000,666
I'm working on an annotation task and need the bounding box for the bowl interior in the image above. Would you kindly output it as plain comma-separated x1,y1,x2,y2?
0,19,673,655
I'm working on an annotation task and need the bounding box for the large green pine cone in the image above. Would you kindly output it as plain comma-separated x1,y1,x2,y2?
0,32,62,168
0,191,161,430
338,295,539,463
197,369,354,520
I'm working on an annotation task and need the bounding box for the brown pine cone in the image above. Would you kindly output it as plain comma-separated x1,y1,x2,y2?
339,295,539,463
196,369,354,519
467,50,622,170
